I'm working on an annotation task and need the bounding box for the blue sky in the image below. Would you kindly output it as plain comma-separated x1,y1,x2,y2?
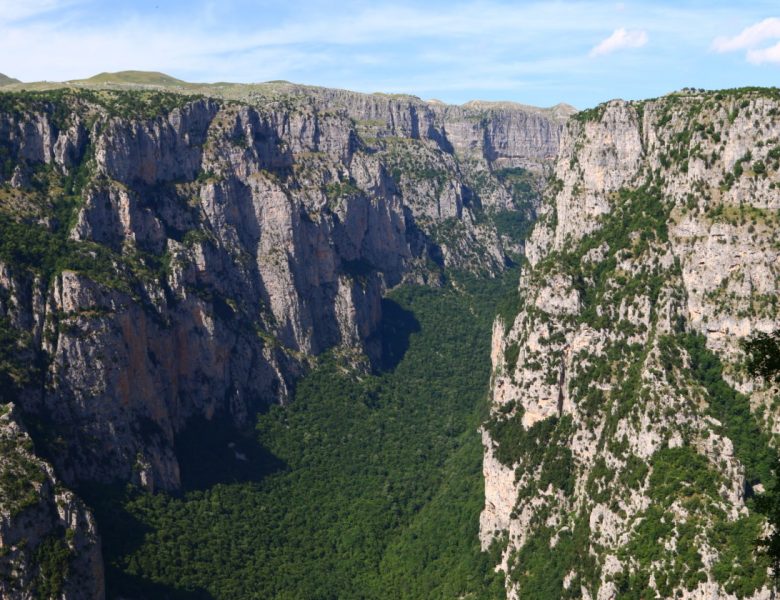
1,0,779,108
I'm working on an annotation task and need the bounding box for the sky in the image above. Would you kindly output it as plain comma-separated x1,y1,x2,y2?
1,0,779,109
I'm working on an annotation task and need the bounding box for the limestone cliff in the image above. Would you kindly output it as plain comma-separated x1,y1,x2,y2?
0,85,567,596
482,89,780,599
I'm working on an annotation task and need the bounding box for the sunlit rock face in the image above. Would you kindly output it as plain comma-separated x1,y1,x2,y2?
482,91,780,599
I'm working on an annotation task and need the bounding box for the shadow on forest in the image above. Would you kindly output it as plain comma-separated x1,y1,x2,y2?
78,414,286,599
372,298,421,372
107,571,216,600
76,484,216,600
174,414,287,491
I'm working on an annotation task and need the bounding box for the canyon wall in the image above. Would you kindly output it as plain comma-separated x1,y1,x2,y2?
482,90,780,599
0,86,568,597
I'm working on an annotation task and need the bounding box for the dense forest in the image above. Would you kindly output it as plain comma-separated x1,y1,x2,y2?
81,270,518,599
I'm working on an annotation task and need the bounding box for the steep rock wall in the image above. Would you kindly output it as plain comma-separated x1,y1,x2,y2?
482,90,780,599
0,86,568,597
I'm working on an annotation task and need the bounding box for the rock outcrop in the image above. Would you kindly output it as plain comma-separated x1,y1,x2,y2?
482,90,780,598
0,404,103,600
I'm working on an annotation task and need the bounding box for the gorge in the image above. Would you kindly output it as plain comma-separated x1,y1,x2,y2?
0,74,778,599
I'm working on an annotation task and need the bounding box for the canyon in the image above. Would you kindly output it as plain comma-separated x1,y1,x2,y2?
0,75,778,599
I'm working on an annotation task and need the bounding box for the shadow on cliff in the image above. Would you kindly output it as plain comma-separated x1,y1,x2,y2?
371,298,421,373
175,415,286,491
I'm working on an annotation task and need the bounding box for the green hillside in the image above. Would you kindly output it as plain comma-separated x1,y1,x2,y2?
0,73,21,86
70,70,187,87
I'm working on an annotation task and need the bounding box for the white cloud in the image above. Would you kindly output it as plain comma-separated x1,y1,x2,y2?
0,0,84,24
712,17,780,52
589,28,648,57
747,41,780,64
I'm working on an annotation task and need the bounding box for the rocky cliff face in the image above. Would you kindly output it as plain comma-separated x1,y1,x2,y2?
482,89,780,599
0,404,103,600
0,86,568,596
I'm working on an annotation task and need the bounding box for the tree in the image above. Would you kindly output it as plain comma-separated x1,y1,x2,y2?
744,331,780,595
